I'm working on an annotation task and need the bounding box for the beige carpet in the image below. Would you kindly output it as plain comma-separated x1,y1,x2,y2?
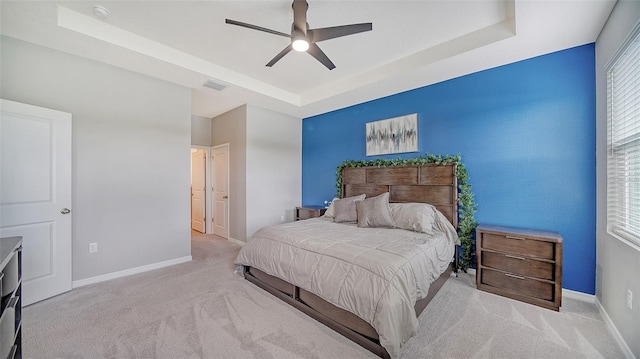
24,233,626,359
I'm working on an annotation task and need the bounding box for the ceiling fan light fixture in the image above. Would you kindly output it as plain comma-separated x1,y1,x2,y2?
292,38,309,52
225,0,372,69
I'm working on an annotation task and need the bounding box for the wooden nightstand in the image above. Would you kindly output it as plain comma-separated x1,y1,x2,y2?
295,206,327,221
476,224,563,311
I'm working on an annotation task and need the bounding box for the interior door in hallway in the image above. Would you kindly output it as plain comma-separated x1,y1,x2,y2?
213,144,229,239
0,99,72,306
191,149,206,233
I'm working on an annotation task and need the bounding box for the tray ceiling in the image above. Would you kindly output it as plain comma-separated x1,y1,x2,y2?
1,1,615,118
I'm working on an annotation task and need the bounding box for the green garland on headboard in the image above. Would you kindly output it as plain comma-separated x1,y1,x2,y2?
335,153,478,271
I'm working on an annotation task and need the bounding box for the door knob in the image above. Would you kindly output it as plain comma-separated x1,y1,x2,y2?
60,208,71,214
223,196,228,199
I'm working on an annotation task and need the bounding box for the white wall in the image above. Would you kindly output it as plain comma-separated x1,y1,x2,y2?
191,115,212,146
246,105,301,238
1,36,192,281
595,2,640,358
210,104,302,242
212,105,247,241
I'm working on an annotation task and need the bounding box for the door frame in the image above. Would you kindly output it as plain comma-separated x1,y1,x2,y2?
0,99,72,305
211,143,230,238
191,146,212,233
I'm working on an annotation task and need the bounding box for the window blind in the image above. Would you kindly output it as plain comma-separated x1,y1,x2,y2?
607,29,640,247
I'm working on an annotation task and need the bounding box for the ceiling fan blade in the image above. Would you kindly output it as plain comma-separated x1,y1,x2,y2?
307,43,335,70
309,23,372,42
266,45,293,67
292,0,308,34
225,19,290,38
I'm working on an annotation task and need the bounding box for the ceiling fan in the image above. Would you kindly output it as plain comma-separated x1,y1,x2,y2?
225,0,372,70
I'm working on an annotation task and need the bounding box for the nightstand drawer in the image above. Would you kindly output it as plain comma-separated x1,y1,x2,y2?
481,233,555,260
295,206,327,221
476,224,562,311
480,268,554,301
481,251,554,280
297,208,318,220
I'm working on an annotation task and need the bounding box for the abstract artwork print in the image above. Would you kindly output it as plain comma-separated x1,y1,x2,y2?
366,113,418,156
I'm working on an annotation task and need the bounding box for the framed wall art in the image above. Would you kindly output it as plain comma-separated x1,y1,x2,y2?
366,113,418,156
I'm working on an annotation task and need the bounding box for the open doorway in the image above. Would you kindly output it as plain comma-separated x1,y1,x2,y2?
190,144,229,238
190,147,208,233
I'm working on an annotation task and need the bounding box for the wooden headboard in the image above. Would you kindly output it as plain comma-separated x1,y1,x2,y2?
342,163,458,228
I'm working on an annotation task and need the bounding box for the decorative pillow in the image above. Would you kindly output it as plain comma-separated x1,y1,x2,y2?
389,202,436,234
333,194,366,223
323,198,339,218
356,192,395,228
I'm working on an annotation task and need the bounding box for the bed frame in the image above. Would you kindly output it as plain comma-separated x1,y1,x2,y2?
243,163,458,359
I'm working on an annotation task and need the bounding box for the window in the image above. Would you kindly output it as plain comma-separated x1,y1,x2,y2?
607,28,640,247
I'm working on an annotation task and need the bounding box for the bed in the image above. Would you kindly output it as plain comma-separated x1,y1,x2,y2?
235,164,459,359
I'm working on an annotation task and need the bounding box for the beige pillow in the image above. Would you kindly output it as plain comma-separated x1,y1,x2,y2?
323,198,339,218
333,194,366,223
389,202,436,234
356,192,395,228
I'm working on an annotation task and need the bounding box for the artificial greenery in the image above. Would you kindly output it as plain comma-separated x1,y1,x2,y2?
335,153,478,271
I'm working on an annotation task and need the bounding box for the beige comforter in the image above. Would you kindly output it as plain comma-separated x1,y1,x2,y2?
234,210,459,358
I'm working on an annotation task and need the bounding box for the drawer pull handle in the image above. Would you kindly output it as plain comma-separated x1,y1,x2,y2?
505,254,525,260
506,235,526,240
504,273,525,280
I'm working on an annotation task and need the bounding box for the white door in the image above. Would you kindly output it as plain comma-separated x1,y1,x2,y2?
0,99,72,306
191,149,206,233
212,144,229,239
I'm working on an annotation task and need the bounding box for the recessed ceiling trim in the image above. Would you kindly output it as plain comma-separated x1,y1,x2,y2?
300,14,516,106
56,5,300,105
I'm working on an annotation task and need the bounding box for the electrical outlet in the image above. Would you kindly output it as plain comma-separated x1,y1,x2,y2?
89,242,98,253
280,215,285,222
627,290,633,310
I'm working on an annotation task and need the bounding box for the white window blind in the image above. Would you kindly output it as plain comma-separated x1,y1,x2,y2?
607,29,640,247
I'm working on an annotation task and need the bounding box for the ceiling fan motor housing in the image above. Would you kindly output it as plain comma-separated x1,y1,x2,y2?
225,0,372,70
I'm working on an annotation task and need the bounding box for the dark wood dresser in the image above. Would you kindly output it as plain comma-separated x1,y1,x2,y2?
1,236,22,359
295,206,327,221
476,224,562,311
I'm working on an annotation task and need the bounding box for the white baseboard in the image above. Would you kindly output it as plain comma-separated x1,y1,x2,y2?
467,270,633,358
538,288,635,358
562,288,595,303
227,237,245,246
72,255,192,288
595,296,636,359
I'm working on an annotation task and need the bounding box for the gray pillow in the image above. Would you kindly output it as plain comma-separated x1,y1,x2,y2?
356,192,395,228
389,202,436,234
333,194,366,223
323,197,339,218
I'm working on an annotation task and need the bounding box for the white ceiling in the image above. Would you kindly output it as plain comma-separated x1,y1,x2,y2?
1,0,616,119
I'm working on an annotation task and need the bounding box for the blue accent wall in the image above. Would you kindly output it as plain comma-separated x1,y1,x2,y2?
302,44,596,294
